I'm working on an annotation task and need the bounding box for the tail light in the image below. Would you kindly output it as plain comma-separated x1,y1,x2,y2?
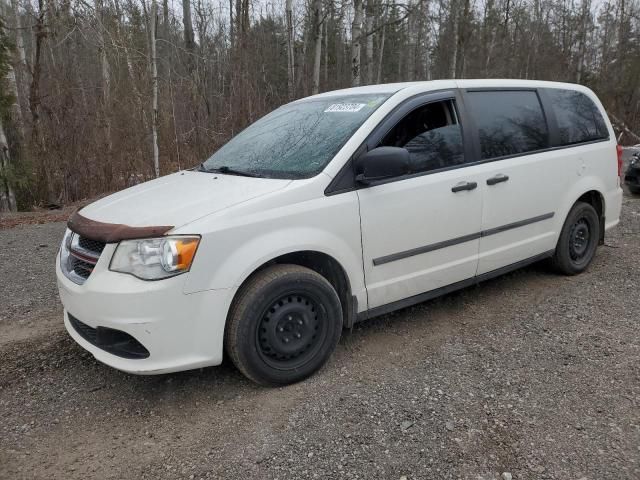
616,144,623,177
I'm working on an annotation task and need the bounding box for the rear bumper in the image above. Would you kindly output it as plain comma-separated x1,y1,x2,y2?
605,187,623,231
57,255,234,374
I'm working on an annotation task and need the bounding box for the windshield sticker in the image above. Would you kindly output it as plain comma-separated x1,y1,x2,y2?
325,103,366,113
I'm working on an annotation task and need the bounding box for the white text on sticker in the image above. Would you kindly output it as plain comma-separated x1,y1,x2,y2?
324,103,366,113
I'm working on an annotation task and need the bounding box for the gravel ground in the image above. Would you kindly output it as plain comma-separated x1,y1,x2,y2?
1,193,639,480
0,222,65,327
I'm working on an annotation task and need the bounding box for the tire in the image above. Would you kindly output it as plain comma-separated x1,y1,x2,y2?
551,201,600,275
225,264,343,386
629,186,640,195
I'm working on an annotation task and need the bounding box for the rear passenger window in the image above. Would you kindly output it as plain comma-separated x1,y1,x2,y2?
466,91,549,160
545,89,608,145
379,99,464,174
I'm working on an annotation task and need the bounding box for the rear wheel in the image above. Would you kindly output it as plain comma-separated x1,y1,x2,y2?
551,201,600,275
629,186,640,195
225,264,343,386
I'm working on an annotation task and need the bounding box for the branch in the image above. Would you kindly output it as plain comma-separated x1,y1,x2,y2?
610,112,640,144
363,6,414,38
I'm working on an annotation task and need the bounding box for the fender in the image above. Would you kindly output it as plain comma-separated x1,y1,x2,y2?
180,191,367,312
554,174,607,243
206,227,365,306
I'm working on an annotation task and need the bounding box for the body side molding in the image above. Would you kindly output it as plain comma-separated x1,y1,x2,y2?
372,212,555,266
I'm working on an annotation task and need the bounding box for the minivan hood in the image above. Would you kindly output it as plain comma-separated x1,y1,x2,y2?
79,171,291,229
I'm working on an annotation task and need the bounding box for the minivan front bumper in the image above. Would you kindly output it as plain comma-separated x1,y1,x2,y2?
56,254,234,374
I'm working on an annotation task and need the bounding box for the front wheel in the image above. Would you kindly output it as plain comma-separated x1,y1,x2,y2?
551,201,600,275
225,264,343,386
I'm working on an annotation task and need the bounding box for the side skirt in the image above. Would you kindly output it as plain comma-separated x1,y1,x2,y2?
356,250,555,322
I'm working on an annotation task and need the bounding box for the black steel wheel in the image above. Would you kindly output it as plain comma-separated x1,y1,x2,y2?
256,293,327,370
552,201,600,275
225,264,343,386
568,218,591,262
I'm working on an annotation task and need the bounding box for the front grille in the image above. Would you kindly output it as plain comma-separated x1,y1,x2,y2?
78,236,106,255
70,256,94,279
68,314,150,359
61,233,107,285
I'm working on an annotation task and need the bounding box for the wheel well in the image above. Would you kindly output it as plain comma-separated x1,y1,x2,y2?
577,190,605,244
246,251,355,328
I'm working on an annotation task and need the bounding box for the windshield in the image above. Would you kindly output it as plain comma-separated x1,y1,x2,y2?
202,94,391,179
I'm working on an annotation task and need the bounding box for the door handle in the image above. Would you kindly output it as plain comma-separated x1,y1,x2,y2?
487,174,509,185
451,181,478,193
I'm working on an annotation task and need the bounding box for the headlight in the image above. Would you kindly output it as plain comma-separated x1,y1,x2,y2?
60,228,73,254
60,228,73,261
109,236,200,280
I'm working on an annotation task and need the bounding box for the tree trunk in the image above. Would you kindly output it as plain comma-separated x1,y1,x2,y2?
450,0,458,78
12,0,28,70
311,0,323,94
163,0,169,34
455,0,470,78
29,0,47,144
11,0,29,120
576,0,591,83
183,0,196,52
29,0,55,203
5,60,25,144
151,1,160,177
296,29,308,95
0,116,17,212
95,0,113,166
421,1,431,80
286,0,295,98
364,0,375,85
323,18,329,88
2,47,24,212
351,0,364,86
617,0,626,61
376,5,387,84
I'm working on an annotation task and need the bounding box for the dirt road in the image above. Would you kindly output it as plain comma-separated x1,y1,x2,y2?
1,195,639,480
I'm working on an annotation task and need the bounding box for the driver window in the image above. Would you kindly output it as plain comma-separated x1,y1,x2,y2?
379,99,465,174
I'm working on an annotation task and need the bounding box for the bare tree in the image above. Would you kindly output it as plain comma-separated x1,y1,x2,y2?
449,0,458,78
455,0,471,78
351,0,364,86
5,57,25,147
183,0,196,53
311,0,323,94
376,3,388,84
28,0,45,146
286,0,295,98
95,0,113,164
150,0,160,177
365,0,374,85
0,118,17,211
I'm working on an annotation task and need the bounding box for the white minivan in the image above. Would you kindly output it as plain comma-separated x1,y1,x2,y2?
57,80,623,385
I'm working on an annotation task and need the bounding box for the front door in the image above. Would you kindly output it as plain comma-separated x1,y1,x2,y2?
357,94,483,309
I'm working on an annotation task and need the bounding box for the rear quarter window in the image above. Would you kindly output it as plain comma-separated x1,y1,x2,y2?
465,90,549,160
544,89,609,145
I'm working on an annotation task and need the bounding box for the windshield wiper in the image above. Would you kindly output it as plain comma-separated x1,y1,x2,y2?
200,165,259,177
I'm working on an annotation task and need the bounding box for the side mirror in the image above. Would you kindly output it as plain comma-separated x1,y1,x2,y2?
355,147,410,185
